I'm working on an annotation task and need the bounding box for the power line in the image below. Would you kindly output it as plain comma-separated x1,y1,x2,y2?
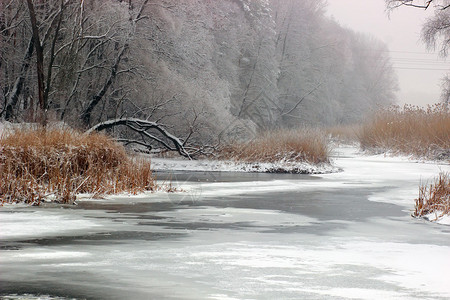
392,62,450,67
362,49,442,55
391,58,448,62
392,66,450,71
387,50,440,55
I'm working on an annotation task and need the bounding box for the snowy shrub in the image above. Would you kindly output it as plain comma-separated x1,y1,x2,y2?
414,172,450,220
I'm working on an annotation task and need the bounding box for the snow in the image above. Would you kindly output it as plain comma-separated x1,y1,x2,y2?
324,146,450,225
150,156,339,174
159,179,365,201
0,210,102,241
14,250,90,260
325,146,449,207
437,215,450,225
150,206,318,228
424,212,450,225
0,295,74,300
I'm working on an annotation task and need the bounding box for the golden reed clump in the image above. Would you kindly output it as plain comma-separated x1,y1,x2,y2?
219,128,329,165
0,128,157,205
359,103,450,160
414,172,450,220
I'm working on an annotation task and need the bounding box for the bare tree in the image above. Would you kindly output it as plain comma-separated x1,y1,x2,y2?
422,6,450,56
25,0,65,125
440,75,450,104
386,0,450,56
386,0,450,104
1,1,34,120
2,37,34,120
386,0,435,9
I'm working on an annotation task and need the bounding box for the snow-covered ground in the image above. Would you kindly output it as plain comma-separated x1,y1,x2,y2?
151,156,339,174
326,146,449,224
0,122,5,136
1,145,449,299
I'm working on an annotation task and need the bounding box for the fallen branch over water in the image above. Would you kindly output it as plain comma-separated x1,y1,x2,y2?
87,118,192,159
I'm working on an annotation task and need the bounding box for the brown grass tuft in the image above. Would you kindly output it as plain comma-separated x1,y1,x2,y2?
413,172,450,220
0,128,158,205
218,129,329,164
359,103,450,159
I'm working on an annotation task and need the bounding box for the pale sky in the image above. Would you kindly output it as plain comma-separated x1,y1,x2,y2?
326,0,450,106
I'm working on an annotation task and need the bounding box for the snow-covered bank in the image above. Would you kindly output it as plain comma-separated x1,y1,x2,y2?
422,212,450,225
151,156,340,174
326,146,450,225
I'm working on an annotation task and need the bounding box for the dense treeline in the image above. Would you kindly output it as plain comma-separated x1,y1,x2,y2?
0,0,398,144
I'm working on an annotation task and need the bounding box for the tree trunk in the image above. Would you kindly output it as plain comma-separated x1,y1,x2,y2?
3,37,34,121
80,45,127,126
26,0,47,126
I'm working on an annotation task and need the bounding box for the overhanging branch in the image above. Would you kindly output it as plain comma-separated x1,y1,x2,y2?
87,118,191,159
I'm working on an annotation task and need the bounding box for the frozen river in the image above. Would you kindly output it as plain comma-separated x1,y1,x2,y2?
1,147,449,299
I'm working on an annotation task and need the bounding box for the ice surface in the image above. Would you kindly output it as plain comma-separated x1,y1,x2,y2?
1,145,449,299
0,210,102,241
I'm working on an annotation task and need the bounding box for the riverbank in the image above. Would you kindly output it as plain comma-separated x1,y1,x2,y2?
150,156,340,174
327,146,450,225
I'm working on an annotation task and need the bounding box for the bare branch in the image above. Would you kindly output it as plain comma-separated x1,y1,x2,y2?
282,83,322,116
386,0,433,10
87,118,192,159
81,45,128,125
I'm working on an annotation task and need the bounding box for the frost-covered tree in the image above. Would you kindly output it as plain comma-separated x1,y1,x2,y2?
386,0,450,103
271,0,397,126
386,0,450,56
1,0,138,126
1,0,399,148
440,75,450,104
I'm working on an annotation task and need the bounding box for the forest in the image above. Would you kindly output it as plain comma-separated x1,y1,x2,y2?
0,0,399,148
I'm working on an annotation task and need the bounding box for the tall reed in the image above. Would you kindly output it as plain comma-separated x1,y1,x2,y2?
414,172,450,220
0,128,157,204
359,103,450,159
219,128,329,164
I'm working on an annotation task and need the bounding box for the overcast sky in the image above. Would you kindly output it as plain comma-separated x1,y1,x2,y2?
326,0,450,106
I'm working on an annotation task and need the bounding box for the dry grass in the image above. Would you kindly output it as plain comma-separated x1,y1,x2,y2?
359,103,450,159
413,172,450,219
218,129,329,164
0,128,158,205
